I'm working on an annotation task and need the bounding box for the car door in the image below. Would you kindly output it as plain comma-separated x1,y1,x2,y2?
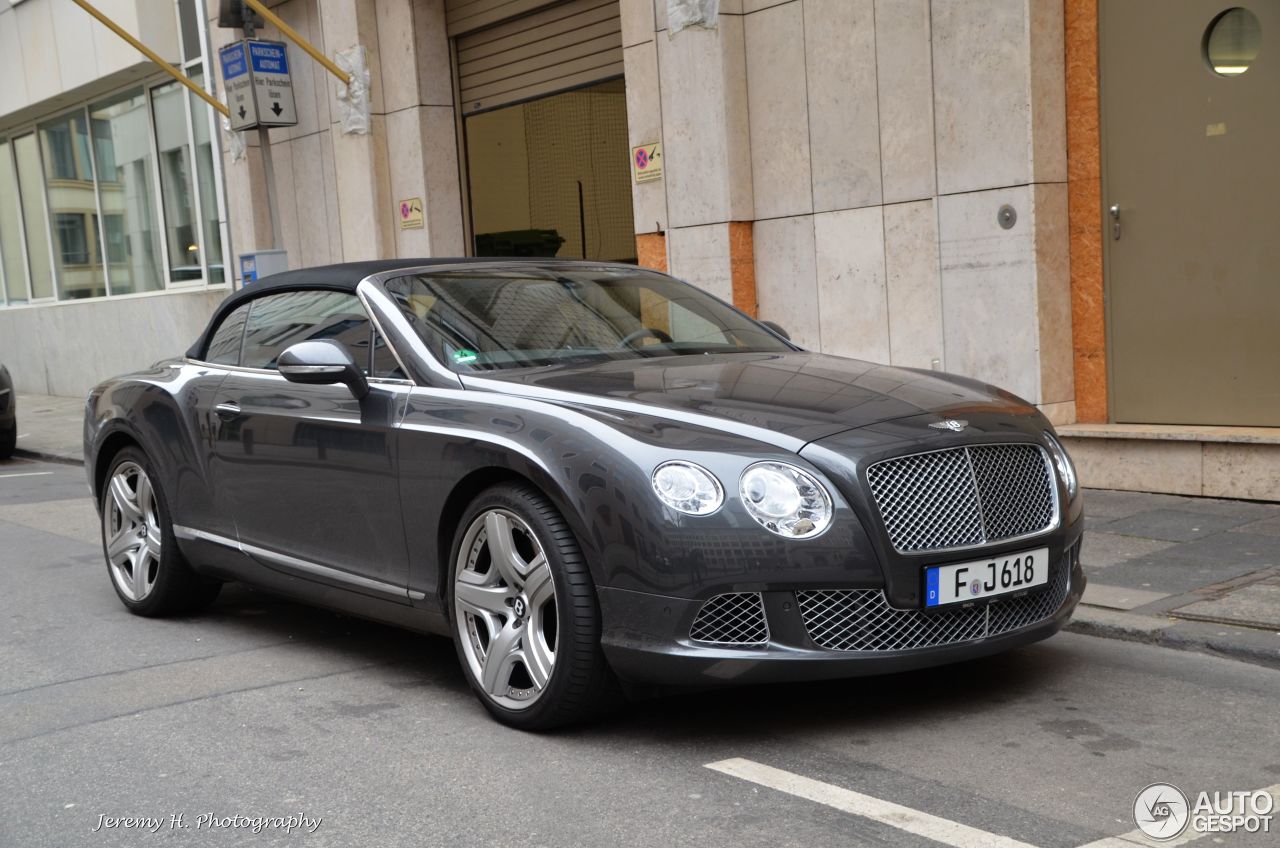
210,288,413,600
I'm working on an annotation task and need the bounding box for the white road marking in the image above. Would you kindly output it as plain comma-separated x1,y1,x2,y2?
705,757,1041,848
0,471,54,480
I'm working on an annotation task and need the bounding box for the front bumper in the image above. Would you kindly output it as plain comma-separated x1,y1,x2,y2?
599,544,1085,688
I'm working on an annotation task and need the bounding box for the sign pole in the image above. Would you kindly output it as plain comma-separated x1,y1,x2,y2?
242,6,281,252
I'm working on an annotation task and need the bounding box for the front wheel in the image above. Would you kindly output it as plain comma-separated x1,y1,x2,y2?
450,483,619,730
101,447,220,616
0,420,14,459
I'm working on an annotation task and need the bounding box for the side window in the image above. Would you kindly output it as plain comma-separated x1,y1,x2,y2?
241,290,373,371
371,327,405,380
205,303,251,365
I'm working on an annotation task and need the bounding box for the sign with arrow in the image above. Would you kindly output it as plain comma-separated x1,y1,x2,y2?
218,38,297,131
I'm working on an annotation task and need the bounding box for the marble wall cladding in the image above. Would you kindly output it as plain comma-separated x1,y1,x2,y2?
625,41,669,235
804,0,881,212
668,224,733,302
939,184,1041,402
813,207,889,362
658,16,754,227
874,0,936,204
1034,182,1074,405
931,0,1033,195
412,0,455,107
884,199,944,370
746,2,813,219
754,215,821,350
330,113,395,260
1029,0,1067,184
621,0,657,46
377,0,421,113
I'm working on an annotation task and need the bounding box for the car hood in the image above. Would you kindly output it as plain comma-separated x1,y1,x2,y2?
460,351,1036,447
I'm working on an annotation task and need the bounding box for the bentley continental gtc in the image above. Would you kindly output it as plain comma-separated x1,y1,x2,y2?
85,259,1085,729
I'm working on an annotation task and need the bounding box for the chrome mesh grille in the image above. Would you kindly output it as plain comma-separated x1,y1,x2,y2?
867,444,1056,553
796,558,1071,652
689,592,769,646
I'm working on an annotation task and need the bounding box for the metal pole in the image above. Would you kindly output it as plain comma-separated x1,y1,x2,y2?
258,126,282,251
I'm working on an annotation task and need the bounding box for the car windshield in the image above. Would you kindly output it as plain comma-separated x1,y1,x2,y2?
384,268,795,371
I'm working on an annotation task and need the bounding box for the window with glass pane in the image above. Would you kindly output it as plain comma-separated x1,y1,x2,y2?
241,292,373,371
189,69,225,283
151,82,201,282
13,134,54,300
39,113,104,299
0,141,28,305
178,0,203,63
90,88,164,294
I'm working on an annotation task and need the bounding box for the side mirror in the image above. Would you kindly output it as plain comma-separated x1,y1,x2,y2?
277,339,370,399
760,320,791,341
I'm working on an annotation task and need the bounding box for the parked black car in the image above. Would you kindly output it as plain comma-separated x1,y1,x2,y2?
0,363,16,459
84,259,1084,729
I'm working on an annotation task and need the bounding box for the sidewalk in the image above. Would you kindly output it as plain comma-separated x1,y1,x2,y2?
12,393,85,465
12,392,1280,669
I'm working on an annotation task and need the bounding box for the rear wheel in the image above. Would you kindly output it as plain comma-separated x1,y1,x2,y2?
101,447,220,616
450,483,619,730
0,421,14,459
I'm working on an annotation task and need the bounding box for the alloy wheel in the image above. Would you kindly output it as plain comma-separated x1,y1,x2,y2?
103,461,162,602
454,508,558,710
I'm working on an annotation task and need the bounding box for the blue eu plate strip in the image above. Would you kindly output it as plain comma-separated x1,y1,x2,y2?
925,567,940,608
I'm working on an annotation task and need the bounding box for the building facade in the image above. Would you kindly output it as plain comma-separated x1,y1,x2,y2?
0,0,1276,498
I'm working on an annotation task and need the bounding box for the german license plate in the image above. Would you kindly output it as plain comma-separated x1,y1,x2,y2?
925,547,1049,608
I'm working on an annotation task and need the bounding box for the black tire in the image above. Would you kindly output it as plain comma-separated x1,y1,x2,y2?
449,482,621,730
100,446,221,616
0,421,14,460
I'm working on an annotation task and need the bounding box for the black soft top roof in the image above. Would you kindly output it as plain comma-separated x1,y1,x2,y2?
186,257,527,359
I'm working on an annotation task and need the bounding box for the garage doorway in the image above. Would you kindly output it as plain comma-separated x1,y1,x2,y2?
454,0,635,262
1101,2,1280,426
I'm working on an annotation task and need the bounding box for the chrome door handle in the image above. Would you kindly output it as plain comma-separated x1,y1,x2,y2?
214,402,241,420
1109,204,1121,240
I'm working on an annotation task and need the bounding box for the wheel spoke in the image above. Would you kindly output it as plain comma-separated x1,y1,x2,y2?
523,559,554,608
483,512,524,589
143,529,162,562
481,622,523,696
106,526,137,561
131,548,151,598
523,633,553,690
135,474,155,525
110,474,142,524
455,571,513,617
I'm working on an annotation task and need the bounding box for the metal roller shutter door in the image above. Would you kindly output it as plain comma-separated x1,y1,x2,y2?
451,0,623,116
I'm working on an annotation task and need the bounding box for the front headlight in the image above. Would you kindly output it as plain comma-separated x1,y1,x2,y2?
739,462,833,539
651,461,724,515
1044,431,1079,498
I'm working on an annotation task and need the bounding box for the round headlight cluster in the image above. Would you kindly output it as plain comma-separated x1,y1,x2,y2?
651,461,724,515
739,462,833,538
1044,431,1079,498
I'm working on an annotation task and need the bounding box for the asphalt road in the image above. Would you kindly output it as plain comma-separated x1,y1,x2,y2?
2,457,1278,848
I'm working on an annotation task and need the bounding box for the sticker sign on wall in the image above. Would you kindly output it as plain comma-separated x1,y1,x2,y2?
632,142,663,184
399,198,424,230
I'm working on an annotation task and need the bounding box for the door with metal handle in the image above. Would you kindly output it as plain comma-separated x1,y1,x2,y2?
1109,205,1121,240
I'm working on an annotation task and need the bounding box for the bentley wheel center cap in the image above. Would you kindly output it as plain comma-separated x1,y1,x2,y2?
513,597,526,619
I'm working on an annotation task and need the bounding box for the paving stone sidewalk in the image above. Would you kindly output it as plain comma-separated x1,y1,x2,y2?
11,392,1280,668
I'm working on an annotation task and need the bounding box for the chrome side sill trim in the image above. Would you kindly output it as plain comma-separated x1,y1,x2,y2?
172,524,408,600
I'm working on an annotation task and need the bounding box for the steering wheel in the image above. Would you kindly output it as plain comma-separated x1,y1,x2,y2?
618,327,674,348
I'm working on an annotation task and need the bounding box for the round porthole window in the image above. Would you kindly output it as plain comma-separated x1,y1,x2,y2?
1204,7,1262,76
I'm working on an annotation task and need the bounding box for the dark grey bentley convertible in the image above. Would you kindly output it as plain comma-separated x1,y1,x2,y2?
85,259,1084,729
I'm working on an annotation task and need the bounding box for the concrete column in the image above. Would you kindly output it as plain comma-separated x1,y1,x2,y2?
637,1,756,312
